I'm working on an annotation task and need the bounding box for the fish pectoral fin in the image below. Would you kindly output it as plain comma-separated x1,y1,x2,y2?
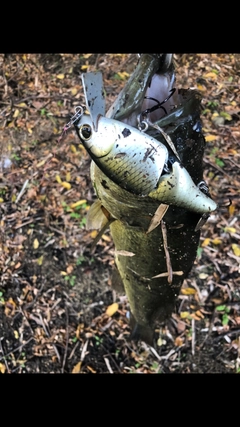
129,314,154,346
86,200,109,230
88,200,116,253
111,266,125,293
90,217,115,253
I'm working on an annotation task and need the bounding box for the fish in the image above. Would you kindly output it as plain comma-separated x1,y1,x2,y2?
73,54,217,345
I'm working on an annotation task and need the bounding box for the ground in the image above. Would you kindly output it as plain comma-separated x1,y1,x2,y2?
0,53,239,373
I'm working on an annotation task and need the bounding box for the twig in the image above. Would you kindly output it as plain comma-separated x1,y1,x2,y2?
61,307,69,373
150,345,177,361
101,345,122,373
199,310,216,350
90,218,116,254
152,271,183,279
104,357,113,373
161,221,173,284
22,282,44,310
18,306,35,335
15,179,29,203
37,313,61,364
0,337,10,373
203,158,231,178
0,337,34,362
94,54,101,69
80,340,89,362
191,318,195,356
213,328,240,343
68,341,80,360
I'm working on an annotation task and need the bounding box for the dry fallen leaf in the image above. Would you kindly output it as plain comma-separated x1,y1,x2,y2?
37,255,44,266
199,273,209,279
232,244,240,257
5,298,16,317
71,88,78,96
229,204,235,216
204,72,218,79
66,172,71,182
146,204,169,234
212,238,222,245
0,363,6,374
33,238,39,249
205,134,218,142
225,227,236,234
70,200,87,208
202,238,211,247
106,303,119,317
55,175,62,184
175,336,184,347
180,312,190,319
181,287,196,295
72,361,82,373
61,181,71,190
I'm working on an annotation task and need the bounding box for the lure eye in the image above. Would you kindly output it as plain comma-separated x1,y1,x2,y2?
79,124,92,141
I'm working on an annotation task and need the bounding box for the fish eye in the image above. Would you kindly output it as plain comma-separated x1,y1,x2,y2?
79,124,92,141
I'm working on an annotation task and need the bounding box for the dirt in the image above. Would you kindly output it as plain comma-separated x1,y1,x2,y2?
0,53,240,373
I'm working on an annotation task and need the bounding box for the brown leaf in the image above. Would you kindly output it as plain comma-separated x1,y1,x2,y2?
72,361,82,373
106,303,119,317
146,204,169,234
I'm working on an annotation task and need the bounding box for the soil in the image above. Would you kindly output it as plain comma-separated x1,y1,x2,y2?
0,53,239,373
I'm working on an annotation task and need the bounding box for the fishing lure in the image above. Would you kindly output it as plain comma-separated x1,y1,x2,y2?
74,105,217,215
75,112,169,196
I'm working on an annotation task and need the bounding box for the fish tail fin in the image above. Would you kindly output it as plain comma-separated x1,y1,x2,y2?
129,314,154,346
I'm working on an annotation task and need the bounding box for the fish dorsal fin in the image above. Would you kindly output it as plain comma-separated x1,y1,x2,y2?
86,200,109,231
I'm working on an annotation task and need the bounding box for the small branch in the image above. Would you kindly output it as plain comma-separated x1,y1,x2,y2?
161,221,173,284
61,306,69,373
104,357,113,373
15,179,29,203
191,318,195,356
0,338,10,373
0,337,34,362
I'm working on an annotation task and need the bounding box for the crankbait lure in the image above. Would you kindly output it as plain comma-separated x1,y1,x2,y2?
75,112,169,195
73,104,217,214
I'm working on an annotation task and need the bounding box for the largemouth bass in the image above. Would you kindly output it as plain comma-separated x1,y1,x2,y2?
73,54,217,345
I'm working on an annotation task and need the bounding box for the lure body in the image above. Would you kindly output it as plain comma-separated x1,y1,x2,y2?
75,113,169,195
75,113,217,214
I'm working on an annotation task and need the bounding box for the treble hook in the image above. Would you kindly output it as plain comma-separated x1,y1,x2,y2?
140,88,176,120
58,105,85,143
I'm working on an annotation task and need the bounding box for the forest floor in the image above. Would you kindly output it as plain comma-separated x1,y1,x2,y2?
0,53,239,373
